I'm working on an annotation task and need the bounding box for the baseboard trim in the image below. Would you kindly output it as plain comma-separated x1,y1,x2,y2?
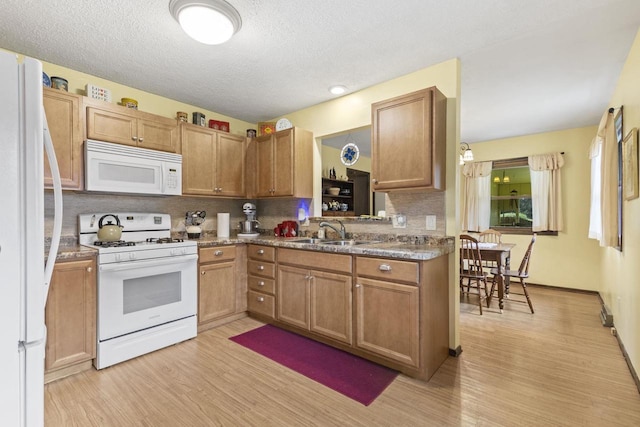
526,282,599,295
597,294,640,394
449,346,462,357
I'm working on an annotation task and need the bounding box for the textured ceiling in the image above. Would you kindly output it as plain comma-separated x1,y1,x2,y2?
1,0,639,143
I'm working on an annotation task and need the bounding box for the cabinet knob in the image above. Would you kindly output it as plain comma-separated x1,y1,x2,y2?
86,267,92,272
201,270,206,275
257,249,265,255
258,265,264,271
379,264,392,272
372,178,378,184
132,136,138,141
257,296,265,302
355,284,361,288
138,137,144,142
217,187,222,192
214,250,223,256
258,281,265,286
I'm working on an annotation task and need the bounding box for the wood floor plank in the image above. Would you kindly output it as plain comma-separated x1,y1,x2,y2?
45,285,640,426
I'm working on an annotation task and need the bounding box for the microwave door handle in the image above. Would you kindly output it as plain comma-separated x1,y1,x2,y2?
98,254,198,272
161,162,166,193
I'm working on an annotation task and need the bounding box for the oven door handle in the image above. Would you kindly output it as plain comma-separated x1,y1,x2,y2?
99,254,198,272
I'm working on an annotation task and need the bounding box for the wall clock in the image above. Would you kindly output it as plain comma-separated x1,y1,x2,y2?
275,118,292,131
340,143,359,166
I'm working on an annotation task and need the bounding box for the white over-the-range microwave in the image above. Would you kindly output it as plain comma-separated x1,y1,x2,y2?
85,139,182,196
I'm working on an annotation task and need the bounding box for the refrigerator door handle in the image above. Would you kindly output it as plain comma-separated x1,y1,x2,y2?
42,107,63,305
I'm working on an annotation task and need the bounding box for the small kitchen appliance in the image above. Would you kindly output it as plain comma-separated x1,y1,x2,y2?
185,210,206,239
238,203,260,238
78,213,197,369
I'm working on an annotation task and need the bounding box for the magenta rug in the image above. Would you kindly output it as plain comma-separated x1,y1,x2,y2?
229,324,398,406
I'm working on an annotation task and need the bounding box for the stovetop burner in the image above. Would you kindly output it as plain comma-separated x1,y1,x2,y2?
146,237,184,244
93,240,136,248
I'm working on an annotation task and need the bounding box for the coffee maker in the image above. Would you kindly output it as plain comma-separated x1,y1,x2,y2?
238,203,260,238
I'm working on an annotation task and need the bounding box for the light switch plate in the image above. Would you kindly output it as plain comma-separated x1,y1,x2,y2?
426,215,436,230
392,214,407,228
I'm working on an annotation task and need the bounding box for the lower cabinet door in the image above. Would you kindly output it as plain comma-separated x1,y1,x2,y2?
199,261,236,324
45,258,96,372
354,277,420,368
276,265,309,329
310,270,352,345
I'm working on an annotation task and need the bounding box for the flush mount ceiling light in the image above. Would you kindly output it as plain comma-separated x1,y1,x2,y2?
459,142,474,165
169,0,242,45
329,85,347,95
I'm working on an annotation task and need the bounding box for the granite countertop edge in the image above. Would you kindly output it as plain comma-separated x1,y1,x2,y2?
48,235,455,262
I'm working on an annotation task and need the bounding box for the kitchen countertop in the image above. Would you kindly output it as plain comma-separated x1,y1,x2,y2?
194,235,454,261
47,234,454,262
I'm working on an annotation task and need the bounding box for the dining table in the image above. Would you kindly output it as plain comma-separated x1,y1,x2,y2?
475,242,516,312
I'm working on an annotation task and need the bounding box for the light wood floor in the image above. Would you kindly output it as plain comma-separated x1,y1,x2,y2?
45,286,640,426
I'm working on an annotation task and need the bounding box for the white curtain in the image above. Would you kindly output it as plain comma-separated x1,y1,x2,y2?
588,110,619,247
528,153,564,232
461,161,492,232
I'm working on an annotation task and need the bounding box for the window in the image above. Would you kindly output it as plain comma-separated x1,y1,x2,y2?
489,157,557,235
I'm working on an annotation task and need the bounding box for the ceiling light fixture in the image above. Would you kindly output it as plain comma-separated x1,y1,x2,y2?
329,85,347,95
169,0,242,45
459,142,474,165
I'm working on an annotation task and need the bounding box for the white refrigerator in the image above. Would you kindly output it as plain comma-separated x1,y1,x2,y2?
0,52,63,426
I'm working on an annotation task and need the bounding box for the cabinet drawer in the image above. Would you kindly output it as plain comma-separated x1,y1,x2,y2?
248,291,275,318
248,260,276,279
248,275,275,294
248,245,276,262
199,245,236,263
356,256,419,285
278,248,352,274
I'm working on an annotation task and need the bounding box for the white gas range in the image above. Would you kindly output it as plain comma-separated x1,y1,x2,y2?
79,213,198,369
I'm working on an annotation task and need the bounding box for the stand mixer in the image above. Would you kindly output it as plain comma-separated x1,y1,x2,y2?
238,203,260,238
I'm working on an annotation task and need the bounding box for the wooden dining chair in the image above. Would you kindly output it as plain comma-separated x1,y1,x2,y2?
490,233,536,313
460,234,491,315
478,229,502,271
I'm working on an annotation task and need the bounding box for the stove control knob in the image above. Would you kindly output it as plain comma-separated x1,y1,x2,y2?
129,253,136,260
115,254,122,262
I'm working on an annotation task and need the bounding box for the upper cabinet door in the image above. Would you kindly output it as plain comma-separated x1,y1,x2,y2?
43,88,83,190
86,107,137,147
182,125,216,195
216,132,246,197
272,129,294,196
255,134,274,197
137,115,179,153
371,87,446,191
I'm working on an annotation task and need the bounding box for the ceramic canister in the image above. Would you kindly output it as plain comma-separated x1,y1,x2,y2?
50,76,68,91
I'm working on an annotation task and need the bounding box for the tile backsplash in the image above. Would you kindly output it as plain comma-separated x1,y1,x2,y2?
45,189,447,239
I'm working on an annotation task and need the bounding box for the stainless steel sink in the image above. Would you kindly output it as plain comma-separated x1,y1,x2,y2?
291,238,326,244
319,240,379,246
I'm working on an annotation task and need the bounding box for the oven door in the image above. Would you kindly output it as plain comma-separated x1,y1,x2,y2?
97,254,198,341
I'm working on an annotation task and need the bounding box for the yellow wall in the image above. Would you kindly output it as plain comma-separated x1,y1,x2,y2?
469,126,602,290
2,48,255,137
601,28,640,380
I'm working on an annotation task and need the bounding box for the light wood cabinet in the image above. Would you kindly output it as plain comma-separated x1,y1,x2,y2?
44,258,96,382
86,104,179,153
277,249,353,345
247,245,276,320
248,127,313,198
182,124,246,196
355,254,450,380
198,245,246,332
371,86,446,191
43,88,83,189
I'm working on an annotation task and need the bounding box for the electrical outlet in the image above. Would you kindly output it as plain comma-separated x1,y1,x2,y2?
425,215,436,230
392,213,407,228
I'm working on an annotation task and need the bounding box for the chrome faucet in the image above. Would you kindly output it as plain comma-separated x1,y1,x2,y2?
319,220,346,239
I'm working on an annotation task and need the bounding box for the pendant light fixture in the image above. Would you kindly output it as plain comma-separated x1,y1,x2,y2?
169,0,242,45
